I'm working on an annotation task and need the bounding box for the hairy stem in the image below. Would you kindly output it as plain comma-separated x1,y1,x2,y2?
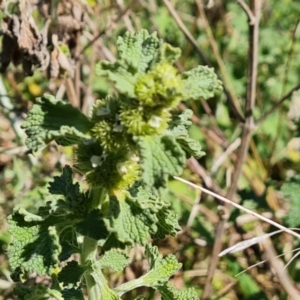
81,187,107,299
82,237,102,300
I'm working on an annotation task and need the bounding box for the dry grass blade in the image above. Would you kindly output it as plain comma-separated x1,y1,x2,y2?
219,230,282,257
284,249,300,270
234,247,300,277
173,176,300,241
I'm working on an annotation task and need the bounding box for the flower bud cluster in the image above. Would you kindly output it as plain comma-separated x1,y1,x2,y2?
76,62,183,195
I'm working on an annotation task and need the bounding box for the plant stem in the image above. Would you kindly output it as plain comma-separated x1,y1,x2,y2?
202,1,262,298
89,186,107,210
81,187,107,299
82,236,102,300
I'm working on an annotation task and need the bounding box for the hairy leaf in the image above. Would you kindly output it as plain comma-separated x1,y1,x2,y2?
96,30,182,97
98,249,130,271
76,209,109,240
114,244,181,295
8,208,61,279
143,244,181,286
135,135,185,194
58,261,85,287
105,195,155,245
90,266,121,300
48,166,90,214
96,30,162,96
14,285,64,300
151,207,181,239
105,191,180,246
158,283,198,300
168,110,205,158
61,288,85,300
182,66,222,101
22,94,93,152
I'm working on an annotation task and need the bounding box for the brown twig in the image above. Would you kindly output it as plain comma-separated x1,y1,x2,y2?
237,0,256,24
259,227,300,299
256,82,300,125
195,0,245,122
201,1,262,298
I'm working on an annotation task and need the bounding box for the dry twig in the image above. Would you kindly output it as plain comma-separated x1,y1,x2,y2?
201,1,262,297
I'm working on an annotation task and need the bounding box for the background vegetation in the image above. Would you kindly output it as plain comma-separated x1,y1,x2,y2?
1,0,300,299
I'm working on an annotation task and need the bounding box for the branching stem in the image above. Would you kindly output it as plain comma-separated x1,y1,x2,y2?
202,1,262,298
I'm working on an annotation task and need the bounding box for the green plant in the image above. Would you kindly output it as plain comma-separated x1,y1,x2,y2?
7,29,221,299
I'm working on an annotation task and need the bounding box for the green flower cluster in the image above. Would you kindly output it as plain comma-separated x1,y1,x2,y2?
22,30,221,197
82,62,184,195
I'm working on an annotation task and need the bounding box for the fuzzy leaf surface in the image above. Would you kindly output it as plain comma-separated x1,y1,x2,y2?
135,135,185,194
97,30,181,97
58,261,85,287
151,207,181,239
7,208,61,279
76,209,109,240
168,109,205,158
22,94,93,152
182,66,222,101
105,195,155,245
96,30,162,96
134,188,181,239
90,265,121,300
114,244,181,295
158,283,198,300
48,166,90,214
143,244,181,286
98,249,130,271
14,285,64,300
105,192,180,246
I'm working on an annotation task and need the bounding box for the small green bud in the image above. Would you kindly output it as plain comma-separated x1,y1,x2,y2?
76,143,140,195
134,62,183,108
91,119,125,151
120,104,170,135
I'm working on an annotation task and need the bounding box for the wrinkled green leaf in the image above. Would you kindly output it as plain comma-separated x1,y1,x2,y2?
96,30,162,96
105,191,180,246
76,209,108,240
151,206,180,239
96,29,182,97
182,66,222,101
114,244,182,295
58,261,85,287
105,195,155,245
168,110,205,158
8,208,61,279
158,283,198,300
61,288,85,300
144,244,181,285
98,249,130,271
135,135,185,194
22,94,93,152
48,166,90,214
14,285,64,300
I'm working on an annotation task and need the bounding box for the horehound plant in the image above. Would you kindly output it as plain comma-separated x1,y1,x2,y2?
7,30,222,300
